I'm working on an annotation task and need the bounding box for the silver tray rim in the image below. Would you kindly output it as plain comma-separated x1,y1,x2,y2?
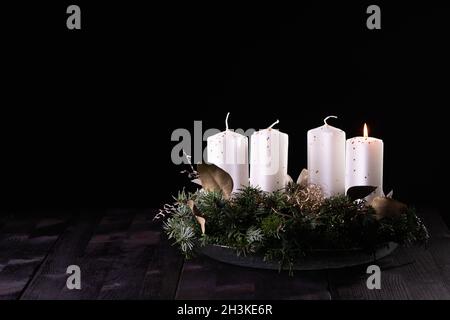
197,242,398,271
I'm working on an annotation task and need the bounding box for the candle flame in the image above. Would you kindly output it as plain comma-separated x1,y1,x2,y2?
363,123,368,138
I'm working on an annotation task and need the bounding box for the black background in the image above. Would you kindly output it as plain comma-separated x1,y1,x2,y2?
1,2,448,221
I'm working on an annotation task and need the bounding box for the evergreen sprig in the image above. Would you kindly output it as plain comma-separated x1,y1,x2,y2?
160,185,429,268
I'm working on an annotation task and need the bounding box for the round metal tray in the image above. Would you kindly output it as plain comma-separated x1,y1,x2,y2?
198,242,398,271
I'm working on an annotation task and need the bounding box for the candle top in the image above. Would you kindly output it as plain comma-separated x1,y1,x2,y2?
347,123,383,142
347,136,383,144
308,116,344,135
308,124,344,135
253,127,288,136
208,112,248,140
253,119,287,135
208,129,248,140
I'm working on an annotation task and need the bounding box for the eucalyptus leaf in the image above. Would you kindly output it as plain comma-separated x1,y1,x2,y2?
187,199,206,234
191,179,202,187
187,199,201,216
371,196,407,220
285,174,293,184
386,190,394,198
346,186,377,201
196,216,206,234
297,169,308,187
197,163,233,199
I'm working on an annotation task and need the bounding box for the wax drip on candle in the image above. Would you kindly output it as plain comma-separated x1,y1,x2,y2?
267,119,279,130
364,123,368,139
323,115,338,126
225,112,230,131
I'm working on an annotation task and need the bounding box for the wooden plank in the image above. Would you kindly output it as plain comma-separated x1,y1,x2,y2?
21,209,184,300
419,209,450,298
327,210,450,300
0,216,38,298
0,215,69,299
51,209,135,299
20,212,102,299
98,210,181,299
328,261,411,300
139,215,185,299
176,255,330,300
419,208,449,237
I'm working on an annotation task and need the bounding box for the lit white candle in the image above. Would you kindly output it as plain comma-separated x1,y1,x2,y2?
207,113,249,193
307,116,346,197
250,120,289,192
345,123,384,201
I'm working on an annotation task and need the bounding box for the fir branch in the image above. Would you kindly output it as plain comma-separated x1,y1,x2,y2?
160,184,430,268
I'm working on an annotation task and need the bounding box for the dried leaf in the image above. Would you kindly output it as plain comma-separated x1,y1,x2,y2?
297,169,308,187
286,174,293,184
386,190,394,198
187,200,206,234
346,186,377,201
196,216,206,235
197,163,233,199
187,199,201,215
371,196,407,220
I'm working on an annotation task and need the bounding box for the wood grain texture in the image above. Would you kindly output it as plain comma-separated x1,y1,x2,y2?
0,215,69,299
419,209,450,298
55,209,136,299
98,211,184,299
176,255,330,300
19,209,184,300
327,209,450,300
1,209,448,300
139,230,185,299
20,211,102,299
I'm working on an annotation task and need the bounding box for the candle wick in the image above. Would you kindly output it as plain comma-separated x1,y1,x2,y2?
323,115,338,126
225,112,230,131
267,119,279,130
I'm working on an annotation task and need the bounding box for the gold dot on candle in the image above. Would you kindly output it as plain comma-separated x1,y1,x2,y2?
315,170,319,174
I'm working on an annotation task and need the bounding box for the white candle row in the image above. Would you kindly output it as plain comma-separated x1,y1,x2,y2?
207,115,288,193
207,114,383,199
308,117,383,201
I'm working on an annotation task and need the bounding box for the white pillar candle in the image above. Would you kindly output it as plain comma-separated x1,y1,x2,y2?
345,123,384,201
307,116,346,198
207,113,249,193
250,120,289,192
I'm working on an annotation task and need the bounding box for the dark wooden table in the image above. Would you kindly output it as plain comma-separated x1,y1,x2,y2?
0,209,449,300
